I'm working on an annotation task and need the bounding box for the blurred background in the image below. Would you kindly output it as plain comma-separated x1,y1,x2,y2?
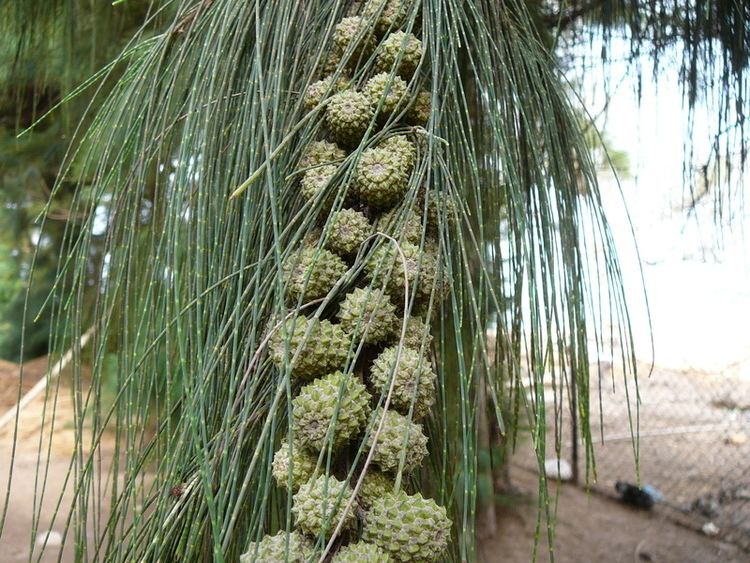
480,36,750,561
1,3,748,563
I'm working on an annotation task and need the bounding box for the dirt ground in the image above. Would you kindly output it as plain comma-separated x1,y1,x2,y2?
1,452,81,562
5,456,743,563
1,357,89,562
532,360,750,550
1,358,748,562
481,467,746,563
0,357,50,410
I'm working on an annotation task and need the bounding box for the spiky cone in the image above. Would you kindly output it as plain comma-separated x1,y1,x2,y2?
272,440,319,492
422,239,450,299
298,140,346,172
365,241,439,304
424,190,458,234
409,277,451,320
389,315,433,352
299,163,339,213
325,90,375,147
303,75,350,112
333,16,377,66
375,206,423,245
302,227,324,249
356,469,395,509
283,246,347,303
378,134,417,175
407,89,431,126
293,371,372,451
239,530,314,563
269,316,350,380
325,209,372,257
370,346,436,420
337,287,398,345
362,491,452,562
363,73,410,121
320,46,346,76
365,407,428,474
333,542,392,562
375,31,422,79
354,147,410,210
292,475,359,538
362,0,417,35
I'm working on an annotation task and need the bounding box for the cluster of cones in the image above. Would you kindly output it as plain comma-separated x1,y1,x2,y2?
242,1,457,561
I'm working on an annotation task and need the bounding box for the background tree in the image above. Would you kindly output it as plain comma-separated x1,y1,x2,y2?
1,0,746,561
0,1,158,359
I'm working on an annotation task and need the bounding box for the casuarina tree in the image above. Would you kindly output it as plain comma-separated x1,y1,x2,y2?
1,0,746,561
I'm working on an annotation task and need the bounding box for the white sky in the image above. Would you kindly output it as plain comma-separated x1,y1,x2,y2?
577,39,750,374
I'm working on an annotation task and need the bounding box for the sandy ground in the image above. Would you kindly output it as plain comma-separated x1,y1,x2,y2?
481,467,746,563
0,357,50,411
2,358,748,562
1,357,91,562
1,452,80,562
0,358,108,563
6,454,744,563
526,360,750,550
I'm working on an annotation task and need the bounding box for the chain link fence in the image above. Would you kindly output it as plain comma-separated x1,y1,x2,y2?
541,359,750,550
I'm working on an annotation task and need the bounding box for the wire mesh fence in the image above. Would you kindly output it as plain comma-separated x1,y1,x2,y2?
589,361,750,549
593,362,748,548
515,359,750,551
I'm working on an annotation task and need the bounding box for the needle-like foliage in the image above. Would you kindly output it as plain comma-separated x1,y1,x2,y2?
3,0,744,561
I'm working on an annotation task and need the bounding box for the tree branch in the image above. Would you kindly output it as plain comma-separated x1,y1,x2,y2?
543,0,607,30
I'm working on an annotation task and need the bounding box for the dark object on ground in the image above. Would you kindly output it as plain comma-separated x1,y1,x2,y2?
615,481,656,510
692,493,721,518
